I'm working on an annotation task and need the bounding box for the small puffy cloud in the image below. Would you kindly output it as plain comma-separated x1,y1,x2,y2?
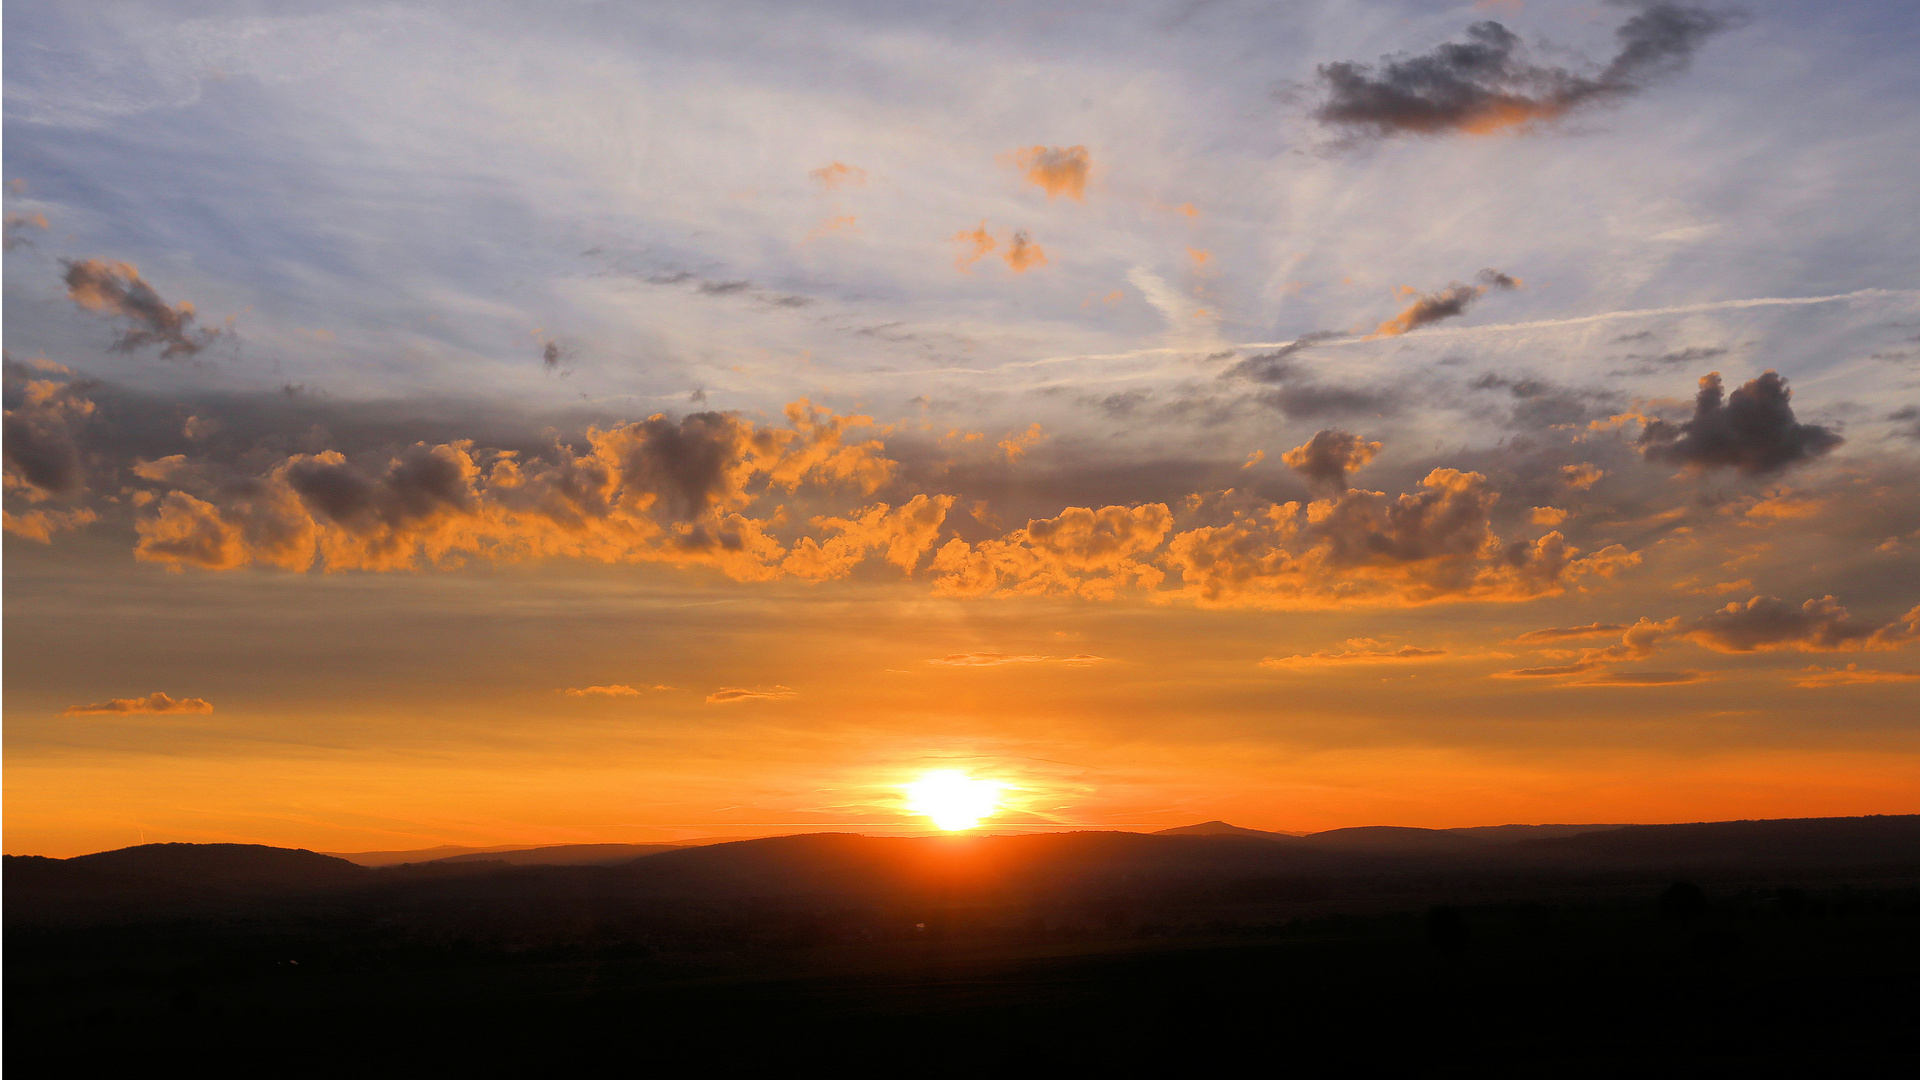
1280,429,1382,492
952,223,996,271
1792,664,1920,688
64,692,213,716
1260,645,1446,668
706,686,795,704
1561,463,1604,490
1531,506,1568,527
1003,230,1047,273
1314,5,1737,140
62,259,221,358
4,506,98,542
927,653,1107,667
1012,145,1090,200
932,503,1173,601
1637,371,1842,475
1372,269,1519,337
809,161,867,189
563,684,641,697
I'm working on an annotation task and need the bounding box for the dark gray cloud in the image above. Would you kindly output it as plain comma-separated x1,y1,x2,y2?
1889,405,1920,441
1638,371,1842,475
62,259,221,359
1280,429,1381,492
3,362,94,495
1315,3,1737,140
1469,372,1621,428
1257,382,1401,420
284,443,476,532
1219,334,1335,384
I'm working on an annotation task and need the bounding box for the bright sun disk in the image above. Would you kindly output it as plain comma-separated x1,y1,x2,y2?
905,770,1002,831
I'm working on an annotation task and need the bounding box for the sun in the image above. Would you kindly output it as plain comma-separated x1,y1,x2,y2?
905,770,1002,831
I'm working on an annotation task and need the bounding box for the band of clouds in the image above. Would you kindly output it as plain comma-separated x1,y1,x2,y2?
926,653,1107,667
64,692,212,716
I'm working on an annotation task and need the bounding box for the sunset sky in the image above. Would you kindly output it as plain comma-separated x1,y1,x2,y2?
6,0,1918,858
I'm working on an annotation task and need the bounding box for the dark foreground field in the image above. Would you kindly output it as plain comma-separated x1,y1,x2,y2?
9,817,1920,1073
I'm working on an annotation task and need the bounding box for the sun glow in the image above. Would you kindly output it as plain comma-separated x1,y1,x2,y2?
905,770,1003,831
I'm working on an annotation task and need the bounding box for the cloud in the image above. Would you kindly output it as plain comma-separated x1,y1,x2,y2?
1500,596,1920,681
4,211,48,250
927,653,1108,667
1513,622,1626,643
1637,371,1842,475
563,684,641,696
1280,429,1382,492
3,506,99,542
1561,463,1604,490
1531,506,1568,526
4,369,96,496
933,503,1174,601
63,692,213,716
1889,406,1920,441
1260,645,1446,668
62,259,221,358
129,400,905,577
1792,664,1920,688
1012,146,1090,200
952,223,996,271
809,161,867,189
1314,4,1738,140
1575,670,1708,686
1373,269,1520,337
1003,230,1047,273
705,686,795,704
1163,469,1638,609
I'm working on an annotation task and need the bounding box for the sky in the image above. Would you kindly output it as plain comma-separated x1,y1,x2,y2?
5,0,1919,857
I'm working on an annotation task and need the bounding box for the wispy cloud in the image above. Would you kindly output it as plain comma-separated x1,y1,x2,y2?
64,692,213,716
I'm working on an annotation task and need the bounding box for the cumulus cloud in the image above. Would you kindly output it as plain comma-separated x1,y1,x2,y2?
1500,596,1920,681
1162,469,1638,609
130,400,906,577
62,259,221,358
952,223,996,271
1373,269,1520,337
1003,230,1047,273
1260,645,1446,668
1637,371,1843,475
1280,429,1382,492
3,506,99,542
933,503,1173,601
1012,145,1090,200
64,692,213,716
927,653,1107,666
1314,4,1738,140
4,369,95,496
706,686,795,704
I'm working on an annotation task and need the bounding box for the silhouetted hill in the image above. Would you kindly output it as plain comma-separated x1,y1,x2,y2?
1448,823,1628,842
1523,815,1920,867
1299,826,1488,854
432,843,681,866
1154,821,1298,839
327,844,539,867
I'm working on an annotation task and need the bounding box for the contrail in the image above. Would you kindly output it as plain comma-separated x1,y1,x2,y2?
1236,287,1913,351
867,287,1915,380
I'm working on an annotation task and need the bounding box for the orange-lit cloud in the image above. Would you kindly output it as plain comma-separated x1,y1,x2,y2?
927,653,1107,667
933,503,1174,601
706,686,795,704
952,223,996,271
1012,145,1090,200
1561,463,1604,490
3,506,98,542
1003,230,1047,272
64,692,213,716
1793,664,1920,688
999,423,1045,462
1260,645,1446,668
805,214,857,240
562,684,642,697
808,161,867,189
1531,507,1569,527
1371,270,1519,337
1280,429,1381,492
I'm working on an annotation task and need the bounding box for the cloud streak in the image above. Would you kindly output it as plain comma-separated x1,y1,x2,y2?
64,692,212,716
